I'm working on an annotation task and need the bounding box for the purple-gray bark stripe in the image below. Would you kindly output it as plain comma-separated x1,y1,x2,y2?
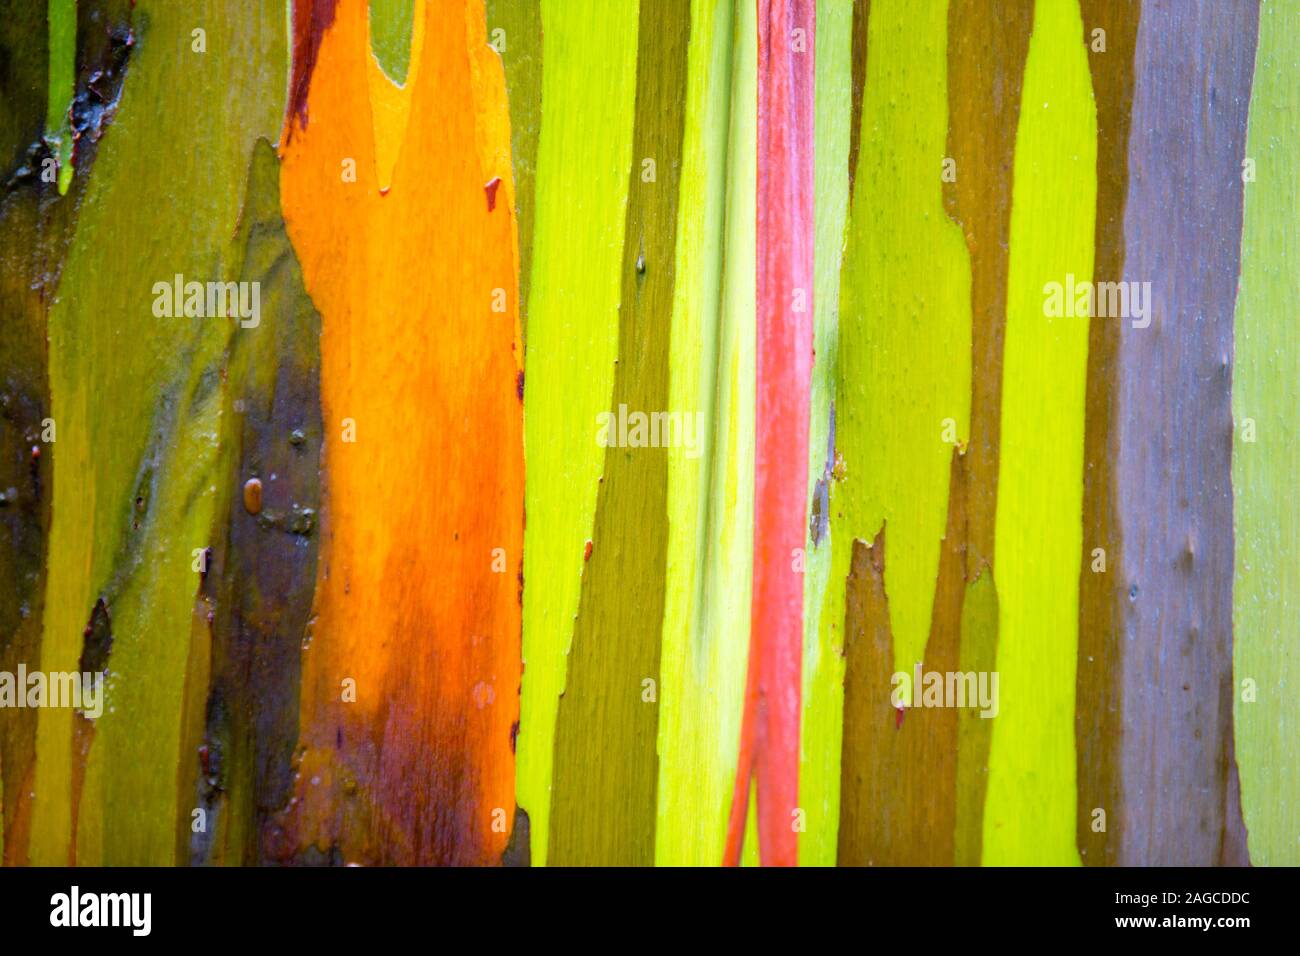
1115,0,1257,866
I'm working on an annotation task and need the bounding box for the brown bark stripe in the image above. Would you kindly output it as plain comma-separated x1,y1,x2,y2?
547,0,690,866
847,0,869,199
838,449,967,864
1075,0,1140,868
938,0,1034,863
943,0,1033,577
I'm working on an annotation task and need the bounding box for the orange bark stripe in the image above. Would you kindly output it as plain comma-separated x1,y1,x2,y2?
277,0,522,866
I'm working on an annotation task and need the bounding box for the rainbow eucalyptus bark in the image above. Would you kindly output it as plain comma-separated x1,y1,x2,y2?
726,0,815,868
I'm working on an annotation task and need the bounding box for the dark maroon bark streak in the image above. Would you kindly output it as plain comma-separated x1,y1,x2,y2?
286,0,341,136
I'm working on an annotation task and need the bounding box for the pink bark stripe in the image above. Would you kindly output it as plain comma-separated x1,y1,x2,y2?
725,0,816,868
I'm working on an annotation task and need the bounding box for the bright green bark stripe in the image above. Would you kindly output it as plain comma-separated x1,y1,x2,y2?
518,0,639,868
741,775,759,866
1233,0,1300,867
45,0,75,193
982,0,1094,866
798,0,851,867
31,0,287,864
43,0,74,135
655,0,755,866
833,0,971,690
368,0,415,86
547,0,688,866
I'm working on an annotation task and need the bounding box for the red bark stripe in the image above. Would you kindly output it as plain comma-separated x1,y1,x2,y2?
725,0,815,868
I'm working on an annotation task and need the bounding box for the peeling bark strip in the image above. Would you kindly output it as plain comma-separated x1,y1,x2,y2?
939,0,1034,865
838,451,967,866
279,0,522,866
547,0,689,867
1075,0,1139,868
837,533,890,864
726,0,814,868
31,0,287,866
831,0,971,864
191,142,321,866
1113,0,1256,866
